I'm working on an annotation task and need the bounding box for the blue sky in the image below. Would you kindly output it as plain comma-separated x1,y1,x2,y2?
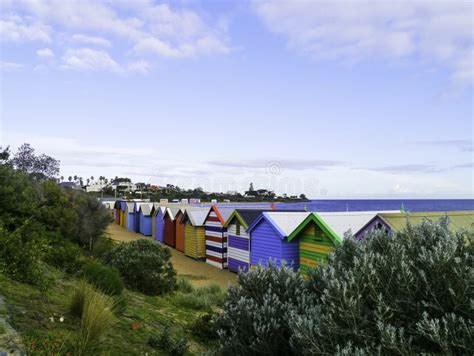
0,0,473,198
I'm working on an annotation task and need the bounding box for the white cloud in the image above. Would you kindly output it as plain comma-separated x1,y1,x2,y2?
36,47,54,58
0,61,23,72
71,34,112,47
0,14,51,42
2,1,230,72
61,48,121,73
127,60,151,74
254,0,474,86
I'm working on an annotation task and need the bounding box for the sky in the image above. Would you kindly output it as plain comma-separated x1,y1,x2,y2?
0,0,473,198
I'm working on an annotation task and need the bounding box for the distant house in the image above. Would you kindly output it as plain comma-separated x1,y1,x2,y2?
355,211,474,239
59,181,82,190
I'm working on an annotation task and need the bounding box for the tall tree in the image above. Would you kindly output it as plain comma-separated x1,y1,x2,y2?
11,143,60,180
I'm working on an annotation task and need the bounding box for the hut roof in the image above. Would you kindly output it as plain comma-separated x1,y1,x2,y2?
223,209,273,229
247,212,310,239
316,211,398,238
139,203,153,216
361,211,474,235
164,207,182,220
182,208,210,226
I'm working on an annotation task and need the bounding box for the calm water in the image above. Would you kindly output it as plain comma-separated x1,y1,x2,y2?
277,199,474,212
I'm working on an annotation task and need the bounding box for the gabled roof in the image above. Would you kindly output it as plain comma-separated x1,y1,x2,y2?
163,207,182,220
152,206,167,217
182,208,209,227
139,203,153,216
361,211,474,235
125,202,135,212
316,211,398,238
288,212,341,243
204,206,237,225
247,212,311,239
223,209,274,229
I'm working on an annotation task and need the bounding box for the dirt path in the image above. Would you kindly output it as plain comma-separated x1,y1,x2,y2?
106,224,237,289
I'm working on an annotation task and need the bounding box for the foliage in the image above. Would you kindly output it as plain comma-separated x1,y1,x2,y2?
103,239,176,295
11,143,60,180
216,262,307,355
43,237,84,274
173,283,225,311
73,282,116,355
148,327,188,355
0,222,48,287
216,219,473,355
0,164,40,231
176,277,194,293
190,312,219,342
92,236,116,259
73,193,111,250
82,261,124,296
291,218,473,355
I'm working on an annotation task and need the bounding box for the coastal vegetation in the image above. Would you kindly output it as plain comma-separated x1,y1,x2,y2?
0,144,472,355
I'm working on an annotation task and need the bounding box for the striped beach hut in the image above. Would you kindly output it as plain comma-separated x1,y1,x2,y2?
183,209,209,260
163,207,180,247
152,206,166,243
354,211,474,239
247,212,310,270
223,209,274,273
138,203,153,236
203,206,235,269
175,210,186,252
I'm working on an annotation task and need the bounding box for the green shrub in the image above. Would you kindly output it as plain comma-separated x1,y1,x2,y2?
190,312,219,342
44,238,84,273
291,218,474,355
92,237,116,259
0,222,48,286
216,218,473,355
82,261,124,296
103,239,176,295
216,262,306,355
148,327,188,355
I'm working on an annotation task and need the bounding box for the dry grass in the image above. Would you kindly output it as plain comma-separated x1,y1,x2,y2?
106,223,237,289
70,280,116,354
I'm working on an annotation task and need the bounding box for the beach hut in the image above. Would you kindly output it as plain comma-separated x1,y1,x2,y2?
183,209,209,260
138,203,153,236
153,206,166,243
113,200,122,224
203,206,236,269
119,201,128,228
163,207,180,247
354,211,474,239
247,212,310,270
125,202,136,231
175,210,186,252
223,209,271,272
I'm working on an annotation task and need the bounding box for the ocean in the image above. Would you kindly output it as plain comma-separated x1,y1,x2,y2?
276,199,474,212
